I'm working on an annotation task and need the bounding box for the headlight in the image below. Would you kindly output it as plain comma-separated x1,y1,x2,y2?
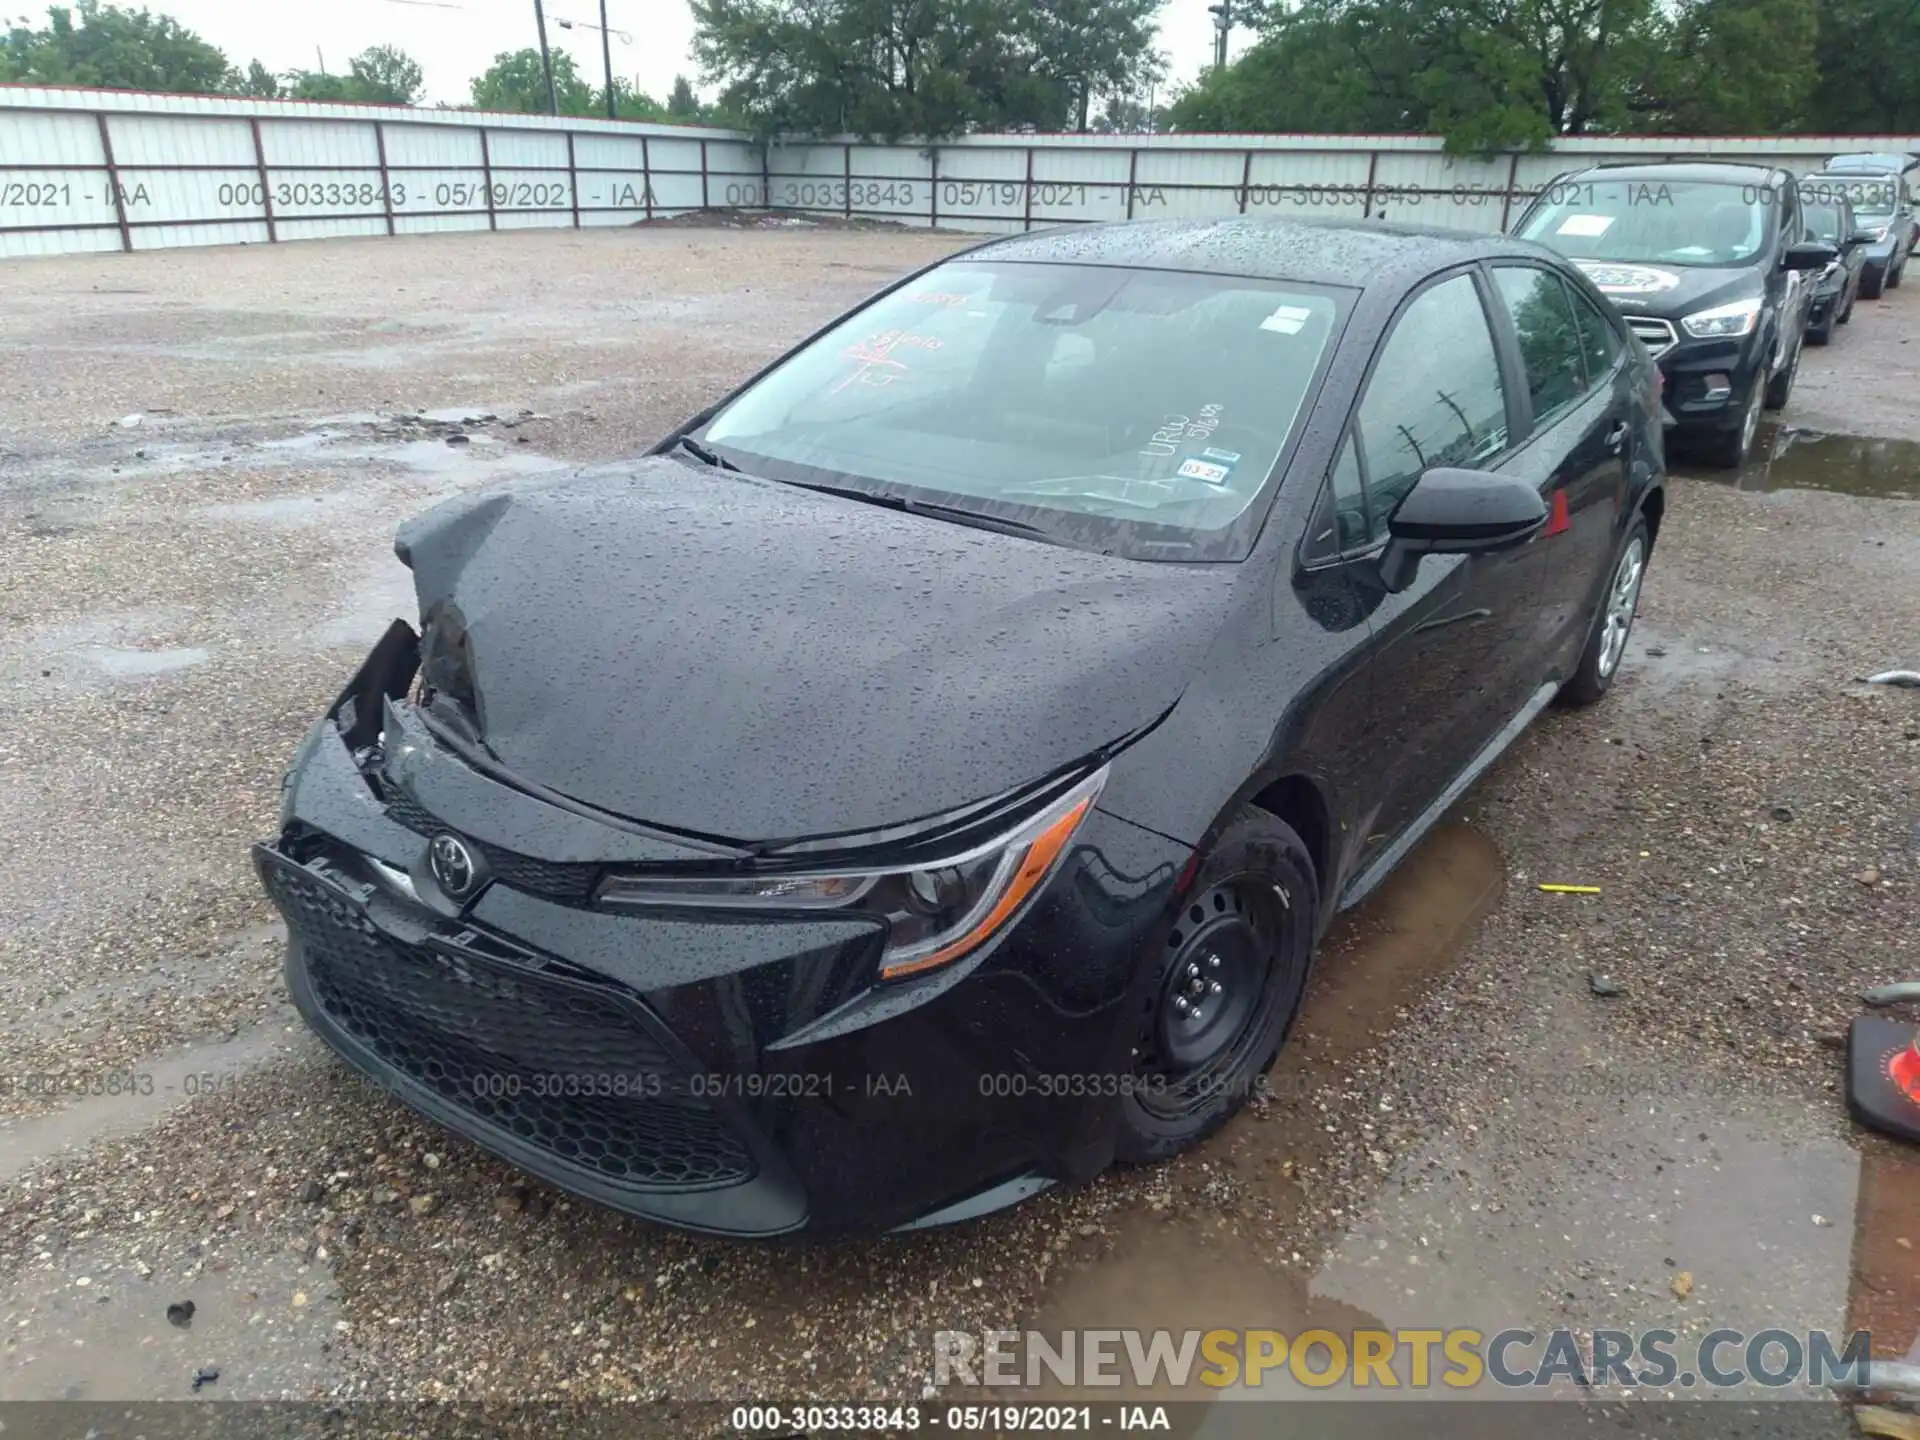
1680,297,1762,339
596,767,1107,980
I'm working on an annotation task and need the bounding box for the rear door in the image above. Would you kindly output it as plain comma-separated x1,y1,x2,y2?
1485,262,1633,664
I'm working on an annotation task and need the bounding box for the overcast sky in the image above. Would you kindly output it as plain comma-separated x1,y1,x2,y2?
77,0,1228,110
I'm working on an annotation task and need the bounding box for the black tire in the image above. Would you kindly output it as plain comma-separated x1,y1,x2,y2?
1807,307,1833,346
1889,256,1905,290
1862,267,1885,300
1702,376,1763,469
1115,808,1317,1163
1560,519,1651,708
1839,284,1857,324
1764,331,1800,410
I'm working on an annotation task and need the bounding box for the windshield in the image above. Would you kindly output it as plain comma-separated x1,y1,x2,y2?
1517,179,1770,266
1804,174,1897,222
699,261,1346,561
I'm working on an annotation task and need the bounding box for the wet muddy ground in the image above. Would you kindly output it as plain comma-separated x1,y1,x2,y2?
0,229,1916,1423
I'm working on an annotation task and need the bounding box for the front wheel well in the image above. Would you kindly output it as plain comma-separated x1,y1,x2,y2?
1246,774,1331,909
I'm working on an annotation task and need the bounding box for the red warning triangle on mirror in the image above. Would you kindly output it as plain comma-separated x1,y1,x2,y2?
1543,488,1570,538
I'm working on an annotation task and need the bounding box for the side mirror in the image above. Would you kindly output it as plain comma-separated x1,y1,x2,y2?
1378,467,1548,592
1850,226,1880,245
1784,239,1839,270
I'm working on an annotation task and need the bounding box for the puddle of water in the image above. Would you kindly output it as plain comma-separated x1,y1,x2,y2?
1849,1138,1920,1363
79,645,210,678
1211,822,1505,1209
0,1020,312,1185
1696,425,1920,499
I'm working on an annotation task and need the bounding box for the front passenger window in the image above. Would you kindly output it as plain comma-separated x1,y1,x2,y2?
1355,274,1509,540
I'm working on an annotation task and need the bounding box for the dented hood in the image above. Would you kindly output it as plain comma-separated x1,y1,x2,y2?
394,459,1236,842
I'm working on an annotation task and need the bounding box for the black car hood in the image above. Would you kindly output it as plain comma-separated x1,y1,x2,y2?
1569,260,1761,320
394,459,1236,843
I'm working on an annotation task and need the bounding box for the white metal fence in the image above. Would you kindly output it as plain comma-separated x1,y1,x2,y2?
3,85,1918,259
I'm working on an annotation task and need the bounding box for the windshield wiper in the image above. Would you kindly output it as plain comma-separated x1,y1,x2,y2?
669,435,741,472
773,477,1057,541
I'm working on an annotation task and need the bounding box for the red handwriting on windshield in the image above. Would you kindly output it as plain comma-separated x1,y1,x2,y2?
834,330,944,394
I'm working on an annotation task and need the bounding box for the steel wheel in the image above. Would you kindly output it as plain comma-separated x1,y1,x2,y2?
1596,533,1646,679
1132,876,1293,1123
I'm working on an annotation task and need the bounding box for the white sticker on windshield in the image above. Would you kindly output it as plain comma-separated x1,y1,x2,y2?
1176,458,1232,484
1260,304,1313,334
1557,214,1615,238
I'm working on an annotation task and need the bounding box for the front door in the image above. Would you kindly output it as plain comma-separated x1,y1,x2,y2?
1328,269,1532,859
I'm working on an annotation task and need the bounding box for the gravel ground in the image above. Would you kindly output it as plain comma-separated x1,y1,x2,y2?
0,227,1915,1416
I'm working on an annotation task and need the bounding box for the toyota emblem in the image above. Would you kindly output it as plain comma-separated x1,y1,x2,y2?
428,833,477,898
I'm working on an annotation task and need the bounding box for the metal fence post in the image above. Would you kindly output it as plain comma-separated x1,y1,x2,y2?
699,138,710,209
1238,149,1253,214
248,116,278,242
760,140,771,209
1125,148,1139,220
374,120,396,235
844,141,853,218
1023,147,1035,231
94,112,132,252
641,133,654,218
566,131,580,227
1497,151,1521,231
1361,149,1379,219
928,146,939,229
480,129,498,230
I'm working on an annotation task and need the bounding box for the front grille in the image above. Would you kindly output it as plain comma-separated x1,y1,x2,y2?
262,855,754,1191
382,790,600,905
1626,316,1678,358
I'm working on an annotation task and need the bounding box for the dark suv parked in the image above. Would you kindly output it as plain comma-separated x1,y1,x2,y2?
1512,162,1836,468
1812,155,1918,295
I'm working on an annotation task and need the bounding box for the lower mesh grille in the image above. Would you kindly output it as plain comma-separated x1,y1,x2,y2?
262,854,754,1191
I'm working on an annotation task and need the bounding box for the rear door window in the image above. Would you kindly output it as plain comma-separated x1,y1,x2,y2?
1490,265,1589,427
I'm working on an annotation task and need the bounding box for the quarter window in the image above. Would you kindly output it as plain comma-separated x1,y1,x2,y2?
1353,274,1508,541
1491,265,1588,426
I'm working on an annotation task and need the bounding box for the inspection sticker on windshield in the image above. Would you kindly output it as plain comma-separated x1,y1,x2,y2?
1557,214,1615,238
1260,304,1314,334
1176,458,1233,484
1202,447,1242,465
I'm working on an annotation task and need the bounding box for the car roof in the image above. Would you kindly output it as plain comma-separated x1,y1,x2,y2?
1824,153,1919,172
961,215,1555,290
1564,161,1787,185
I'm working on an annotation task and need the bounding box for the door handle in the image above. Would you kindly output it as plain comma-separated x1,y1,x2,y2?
1604,421,1628,453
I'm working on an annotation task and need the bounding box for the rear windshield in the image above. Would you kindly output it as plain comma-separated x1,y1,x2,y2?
1803,174,1897,221
1517,179,1770,267
699,261,1347,561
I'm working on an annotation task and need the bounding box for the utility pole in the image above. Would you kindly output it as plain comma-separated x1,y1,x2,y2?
532,0,559,115
600,0,616,117
1207,0,1233,69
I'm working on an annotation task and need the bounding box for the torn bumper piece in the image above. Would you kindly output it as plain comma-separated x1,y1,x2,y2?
258,624,1191,1236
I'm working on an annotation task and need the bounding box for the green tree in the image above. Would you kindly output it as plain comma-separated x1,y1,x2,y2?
470,46,595,114
667,72,701,117
1017,0,1164,132
0,0,235,93
690,0,1126,138
284,45,423,105
345,43,424,105
1807,0,1920,131
236,57,280,98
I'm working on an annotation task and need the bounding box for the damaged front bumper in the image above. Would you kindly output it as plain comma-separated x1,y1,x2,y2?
258,623,1190,1236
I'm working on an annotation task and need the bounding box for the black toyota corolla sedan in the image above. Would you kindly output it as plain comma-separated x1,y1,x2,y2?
256,216,1665,1237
